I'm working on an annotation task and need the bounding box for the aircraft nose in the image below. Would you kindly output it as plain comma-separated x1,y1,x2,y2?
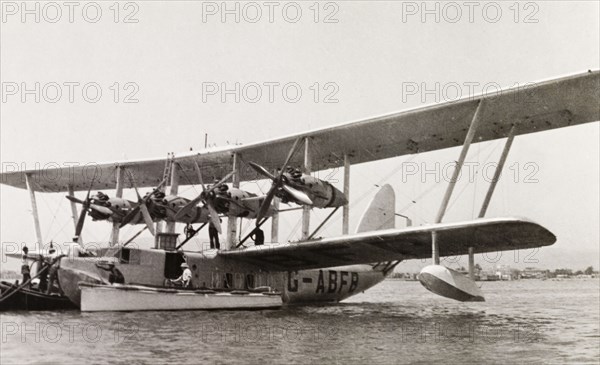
329,186,348,207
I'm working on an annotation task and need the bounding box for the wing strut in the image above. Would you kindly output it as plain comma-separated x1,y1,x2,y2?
432,100,483,264
270,168,281,243
236,217,270,248
166,156,180,234
301,137,311,240
469,124,517,278
25,173,43,251
67,185,82,244
123,226,148,247
307,206,340,240
226,153,241,249
176,222,208,251
342,154,351,235
109,166,125,246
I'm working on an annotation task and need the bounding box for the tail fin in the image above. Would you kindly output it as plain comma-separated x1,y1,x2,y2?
355,184,396,233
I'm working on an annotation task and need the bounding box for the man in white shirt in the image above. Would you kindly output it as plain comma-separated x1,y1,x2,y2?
171,262,192,288
21,247,31,287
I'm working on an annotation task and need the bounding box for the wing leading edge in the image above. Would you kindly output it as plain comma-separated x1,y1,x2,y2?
218,217,556,271
2,70,598,192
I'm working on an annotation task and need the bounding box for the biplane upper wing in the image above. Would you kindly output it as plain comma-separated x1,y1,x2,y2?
218,217,555,271
1,71,598,192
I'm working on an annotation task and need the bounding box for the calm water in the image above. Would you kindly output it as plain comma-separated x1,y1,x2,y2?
1,279,599,364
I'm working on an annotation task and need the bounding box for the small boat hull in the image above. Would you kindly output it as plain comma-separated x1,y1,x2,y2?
79,283,283,312
0,281,77,311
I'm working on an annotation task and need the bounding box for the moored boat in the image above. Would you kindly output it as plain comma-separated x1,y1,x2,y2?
79,282,283,312
0,281,77,311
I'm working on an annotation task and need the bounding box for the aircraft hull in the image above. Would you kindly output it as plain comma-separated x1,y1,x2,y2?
284,265,387,303
56,249,389,308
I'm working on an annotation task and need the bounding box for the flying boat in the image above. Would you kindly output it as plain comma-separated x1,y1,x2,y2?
1,70,598,309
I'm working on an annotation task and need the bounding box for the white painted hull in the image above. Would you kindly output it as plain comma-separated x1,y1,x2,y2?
80,284,283,312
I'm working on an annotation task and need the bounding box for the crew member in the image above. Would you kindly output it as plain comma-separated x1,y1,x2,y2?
184,224,195,240
21,247,31,288
251,228,265,246
170,262,192,288
96,261,125,284
37,255,48,293
107,263,125,284
46,247,59,295
208,220,220,249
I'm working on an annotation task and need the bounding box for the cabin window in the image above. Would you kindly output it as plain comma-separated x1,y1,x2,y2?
120,248,140,264
120,248,129,264
246,274,255,289
211,272,220,288
256,273,271,287
224,273,233,289
234,273,244,289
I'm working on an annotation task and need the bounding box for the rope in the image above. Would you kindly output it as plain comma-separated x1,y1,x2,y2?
43,194,66,240
286,215,302,242
447,140,501,216
49,217,74,242
318,154,419,232
0,262,53,303
178,166,200,195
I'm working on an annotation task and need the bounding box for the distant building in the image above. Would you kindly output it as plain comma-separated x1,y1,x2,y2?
476,265,520,281
478,270,500,281
494,265,518,280
520,267,549,279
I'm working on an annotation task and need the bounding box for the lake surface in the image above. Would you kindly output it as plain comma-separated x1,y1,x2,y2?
1,279,599,364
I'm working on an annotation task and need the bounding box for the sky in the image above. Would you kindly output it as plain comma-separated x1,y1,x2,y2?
1,1,599,272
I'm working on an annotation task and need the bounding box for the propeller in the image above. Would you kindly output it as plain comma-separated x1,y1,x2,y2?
282,185,313,205
118,171,167,235
249,138,307,224
174,161,233,234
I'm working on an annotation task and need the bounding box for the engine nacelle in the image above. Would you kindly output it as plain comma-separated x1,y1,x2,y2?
418,265,485,302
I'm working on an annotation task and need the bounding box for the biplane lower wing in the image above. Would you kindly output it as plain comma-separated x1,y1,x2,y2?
219,217,555,271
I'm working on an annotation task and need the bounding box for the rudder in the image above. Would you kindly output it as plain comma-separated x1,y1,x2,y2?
355,184,396,233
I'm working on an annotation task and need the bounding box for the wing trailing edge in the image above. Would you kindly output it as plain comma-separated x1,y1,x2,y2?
219,217,556,271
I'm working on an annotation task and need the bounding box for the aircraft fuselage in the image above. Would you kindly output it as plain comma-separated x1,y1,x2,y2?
57,246,389,307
